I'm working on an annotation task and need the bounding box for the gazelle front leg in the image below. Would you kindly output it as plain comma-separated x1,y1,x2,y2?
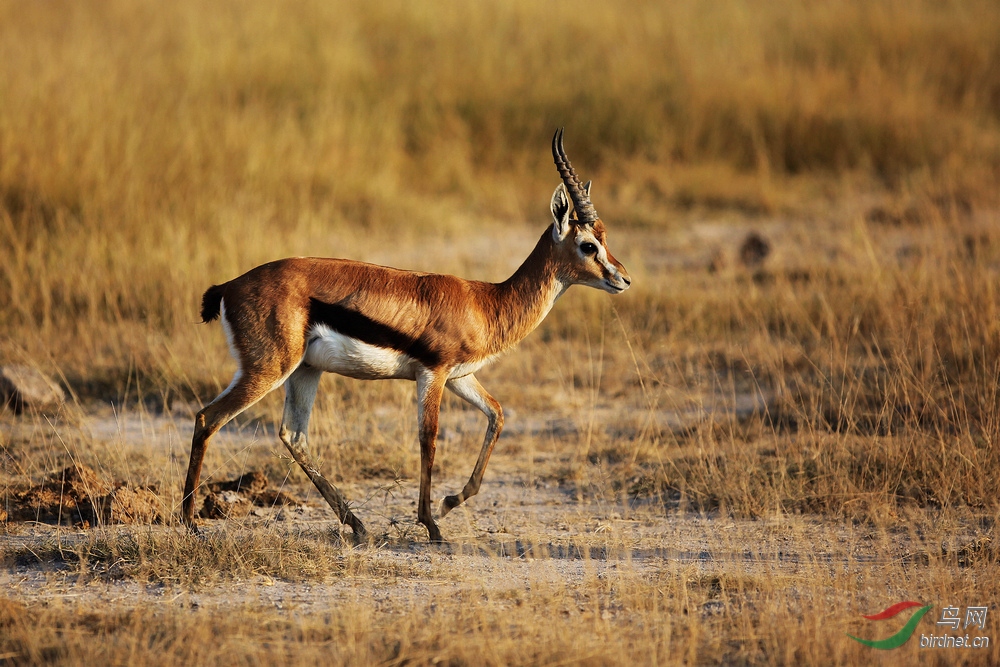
416,368,447,542
440,374,504,518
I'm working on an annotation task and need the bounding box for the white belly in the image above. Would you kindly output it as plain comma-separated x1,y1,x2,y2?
304,324,419,380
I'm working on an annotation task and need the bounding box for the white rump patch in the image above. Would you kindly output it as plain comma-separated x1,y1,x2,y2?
219,300,239,362
214,300,244,401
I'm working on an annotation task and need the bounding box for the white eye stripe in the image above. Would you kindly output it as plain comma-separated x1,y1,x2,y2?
595,246,617,274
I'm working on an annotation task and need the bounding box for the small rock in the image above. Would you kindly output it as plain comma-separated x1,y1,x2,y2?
0,365,66,414
738,232,771,268
253,488,302,507
200,490,252,519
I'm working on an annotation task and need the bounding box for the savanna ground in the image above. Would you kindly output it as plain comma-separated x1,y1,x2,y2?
2,1,1000,664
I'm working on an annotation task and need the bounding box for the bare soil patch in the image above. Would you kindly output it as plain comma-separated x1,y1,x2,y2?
5,464,162,527
200,471,302,519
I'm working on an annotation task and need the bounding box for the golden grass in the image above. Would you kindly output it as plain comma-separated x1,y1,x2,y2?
2,1,1000,664
2,0,999,382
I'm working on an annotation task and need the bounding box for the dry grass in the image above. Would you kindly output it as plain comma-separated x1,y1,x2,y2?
2,526,415,586
0,518,996,666
2,0,999,387
2,1,1000,664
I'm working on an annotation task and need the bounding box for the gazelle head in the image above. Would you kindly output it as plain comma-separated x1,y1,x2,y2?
549,128,631,294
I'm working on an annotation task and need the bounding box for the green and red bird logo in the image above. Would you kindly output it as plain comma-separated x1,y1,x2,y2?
847,601,933,649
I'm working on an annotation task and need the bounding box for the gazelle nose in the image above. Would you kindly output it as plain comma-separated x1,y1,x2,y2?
623,276,632,286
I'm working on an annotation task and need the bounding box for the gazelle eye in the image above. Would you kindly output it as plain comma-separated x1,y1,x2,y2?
580,242,598,255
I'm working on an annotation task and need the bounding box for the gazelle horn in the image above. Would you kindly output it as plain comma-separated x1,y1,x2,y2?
551,127,598,224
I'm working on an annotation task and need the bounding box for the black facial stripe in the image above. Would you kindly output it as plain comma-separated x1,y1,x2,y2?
308,298,442,368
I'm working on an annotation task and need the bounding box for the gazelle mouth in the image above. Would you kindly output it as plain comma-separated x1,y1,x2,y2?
605,280,628,293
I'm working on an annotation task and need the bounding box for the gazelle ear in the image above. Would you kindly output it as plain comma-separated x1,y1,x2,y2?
583,180,592,198
551,183,572,241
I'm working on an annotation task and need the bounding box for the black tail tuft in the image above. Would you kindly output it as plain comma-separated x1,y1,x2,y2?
200,285,225,323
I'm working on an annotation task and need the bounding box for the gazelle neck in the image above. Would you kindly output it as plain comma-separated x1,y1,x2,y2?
486,226,568,354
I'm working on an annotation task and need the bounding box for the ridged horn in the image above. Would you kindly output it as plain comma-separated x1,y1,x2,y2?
551,128,598,224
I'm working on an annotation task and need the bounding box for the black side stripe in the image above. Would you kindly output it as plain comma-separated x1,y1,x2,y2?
307,298,442,368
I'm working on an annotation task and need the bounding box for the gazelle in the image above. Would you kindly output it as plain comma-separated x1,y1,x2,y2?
182,129,630,541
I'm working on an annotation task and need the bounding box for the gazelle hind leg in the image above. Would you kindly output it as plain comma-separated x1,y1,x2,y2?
182,366,286,526
277,365,367,538
440,374,504,518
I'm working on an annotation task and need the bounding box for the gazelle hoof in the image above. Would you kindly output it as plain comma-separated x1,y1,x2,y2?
424,523,445,543
440,494,461,518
